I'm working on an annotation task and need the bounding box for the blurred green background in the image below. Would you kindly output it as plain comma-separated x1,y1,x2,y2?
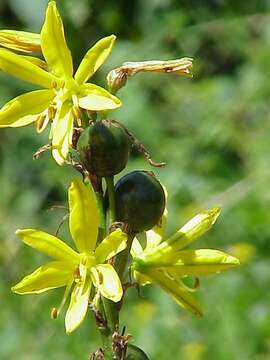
0,0,270,359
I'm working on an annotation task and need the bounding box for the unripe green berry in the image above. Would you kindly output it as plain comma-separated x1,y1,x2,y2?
126,344,150,359
115,170,165,232
77,120,130,177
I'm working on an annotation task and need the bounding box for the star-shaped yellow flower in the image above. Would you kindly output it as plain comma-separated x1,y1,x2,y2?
12,179,127,333
131,208,240,317
0,1,121,164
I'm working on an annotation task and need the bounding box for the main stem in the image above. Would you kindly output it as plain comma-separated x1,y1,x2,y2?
117,232,135,282
103,177,120,344
105,176,116,226
94,175,136,358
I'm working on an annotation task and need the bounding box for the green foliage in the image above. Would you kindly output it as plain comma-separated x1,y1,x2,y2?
0,0,270,359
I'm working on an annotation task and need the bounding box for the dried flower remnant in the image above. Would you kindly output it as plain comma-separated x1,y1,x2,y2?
107,57,193,93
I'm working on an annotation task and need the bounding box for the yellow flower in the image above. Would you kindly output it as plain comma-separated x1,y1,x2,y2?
0,1,121,165
12,179,127,333
131,208,240,317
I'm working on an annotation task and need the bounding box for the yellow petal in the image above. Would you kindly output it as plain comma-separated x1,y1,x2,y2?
0,30,41,53
41,1,73,79
16,229,79,262
162,249,240,276
131,237,144,257
159,208,221,253
0,48,57,88
68,179,100,252
91,264,123,302
19,55,47,70
95,229,127,263
0,90,54,128
149,269,202,317
146,208,167,250
79,83,122,111
75,35,116,84
132,269,152,286
51,103,73,165
11,261,73,294
65,279,91,333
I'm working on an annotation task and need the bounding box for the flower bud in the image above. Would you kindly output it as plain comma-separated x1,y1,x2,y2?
77,120,130,177
115,171,165,232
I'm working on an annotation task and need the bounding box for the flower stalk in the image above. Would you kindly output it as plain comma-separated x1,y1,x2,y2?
1,2,241,359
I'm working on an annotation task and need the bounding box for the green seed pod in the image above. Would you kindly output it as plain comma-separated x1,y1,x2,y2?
126,344,150,360
77,120,130,177
115,171,165,232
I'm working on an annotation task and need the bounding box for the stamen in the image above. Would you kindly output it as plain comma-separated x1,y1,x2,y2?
98,271,104,285
194,277,200,289
51,307,58,319
73,266,81,281
51,80,58,89
50,279,74,319
36,114,47,133
48,106,56,121
72,107,82,127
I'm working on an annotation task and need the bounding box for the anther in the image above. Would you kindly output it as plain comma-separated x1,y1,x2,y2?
51,80,58,89
98,271,103,285
36,114,47,133
48,106,56,120
51,307,58,319
194,277,200,289
73,266,81,280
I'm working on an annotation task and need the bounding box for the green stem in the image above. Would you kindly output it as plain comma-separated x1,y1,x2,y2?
101,176,119,349
105,176,116,226
102,296,119,333
95,190,106,244
117,232,135,282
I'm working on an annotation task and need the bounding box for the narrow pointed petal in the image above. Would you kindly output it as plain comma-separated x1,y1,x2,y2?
95,229,127,263
91,264,123,302
68,179,99,252
16,229,79,262
51,103,73,165
161,249,240,276
149,269,202,317
11,261,73,294
132,268,152,286
0,30,41,53
75,35,116,84
19,55,47,70
0,90,54,128
41,1,73,79
0,48,57,88
146,208,168,250
65,279,91,333
131,237,144,257
159,208,221,253
79,83,122,111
